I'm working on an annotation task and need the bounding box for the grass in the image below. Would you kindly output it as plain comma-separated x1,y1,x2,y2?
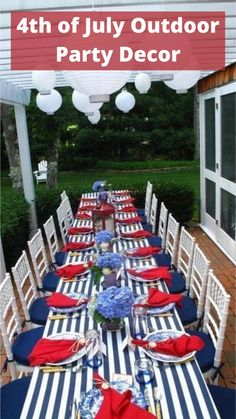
1,166,200,220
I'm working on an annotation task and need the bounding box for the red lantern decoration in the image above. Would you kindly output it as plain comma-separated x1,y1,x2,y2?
92,200,116,234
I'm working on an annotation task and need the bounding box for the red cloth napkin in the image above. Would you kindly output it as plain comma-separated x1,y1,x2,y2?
132,334,204,357
62,241,95,251
28,337,85,366
46,292,88,308
127,267,171,285
115,216,142,224
113,191,130,196
126,246,161,257
94,373,155,419
56,261,93,279
79,204,96,211
118,198,135,204
121,230,152,239
134,288,182,308
75,212,92,219
80,197,96,202
118,206,137,213
68,227,93,235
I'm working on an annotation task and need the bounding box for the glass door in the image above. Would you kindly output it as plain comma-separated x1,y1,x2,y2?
200,81,236,264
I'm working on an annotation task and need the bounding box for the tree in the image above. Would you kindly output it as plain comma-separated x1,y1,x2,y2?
0,103,22,190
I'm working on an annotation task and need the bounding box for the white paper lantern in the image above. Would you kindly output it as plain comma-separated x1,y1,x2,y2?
115,89,135,113
32,71,56,95
36,89,62,115
88,110,101,124
135,73,151,94
72,91,102,116
164,70,201,94
63,71,131,103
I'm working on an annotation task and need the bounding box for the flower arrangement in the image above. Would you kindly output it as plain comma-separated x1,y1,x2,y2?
92,286,134,326
90,251,123,286
97,252,123,271
98,192,108,202
95,230,113,245
92,180,105,192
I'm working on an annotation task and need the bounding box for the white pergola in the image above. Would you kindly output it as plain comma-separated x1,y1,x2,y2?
0,1,235,262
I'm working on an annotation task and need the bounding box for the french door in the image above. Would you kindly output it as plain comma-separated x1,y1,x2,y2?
200,81,236,264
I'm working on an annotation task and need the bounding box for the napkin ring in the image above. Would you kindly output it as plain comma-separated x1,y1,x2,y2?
69,338,85,353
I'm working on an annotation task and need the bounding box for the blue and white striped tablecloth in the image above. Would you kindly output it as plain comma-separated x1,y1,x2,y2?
20,204,220,419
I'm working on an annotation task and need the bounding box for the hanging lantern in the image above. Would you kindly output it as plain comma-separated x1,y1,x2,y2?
135,73,151,94
63,71,131,103
72,90,103,116
32,71,56,95
88,110,101,124
92,196,116,235
115,89,135,113
36,89,62,115
164,70,201,94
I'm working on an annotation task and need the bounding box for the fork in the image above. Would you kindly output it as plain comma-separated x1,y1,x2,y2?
144,388,156,415
153,387,162,419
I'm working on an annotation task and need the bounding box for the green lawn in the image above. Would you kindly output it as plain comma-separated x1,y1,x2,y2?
1,166,200,220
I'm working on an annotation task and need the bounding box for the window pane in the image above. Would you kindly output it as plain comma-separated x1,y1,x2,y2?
206,178,215,218
221,92,236,182
205,98,215,172
221,189,236,240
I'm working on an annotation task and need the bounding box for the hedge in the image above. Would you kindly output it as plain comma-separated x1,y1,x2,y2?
1,182,195,270
1,191,29,270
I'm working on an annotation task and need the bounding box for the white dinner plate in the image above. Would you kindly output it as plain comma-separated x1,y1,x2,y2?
134,295,175,314
143,330,196,363
127,269,161,283
46,332,86,366
50,292,88,313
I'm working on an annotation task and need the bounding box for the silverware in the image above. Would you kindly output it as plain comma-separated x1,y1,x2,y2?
144,388,156,415
48,313,83,320
153,387,162,419
40,364,85,374
155,356,195,369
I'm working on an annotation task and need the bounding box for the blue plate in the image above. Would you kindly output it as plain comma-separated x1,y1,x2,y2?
134,295,175,314
79,381,146,418
50,292,88,313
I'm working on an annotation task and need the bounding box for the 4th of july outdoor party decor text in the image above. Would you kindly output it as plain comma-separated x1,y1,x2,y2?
11,12,225,70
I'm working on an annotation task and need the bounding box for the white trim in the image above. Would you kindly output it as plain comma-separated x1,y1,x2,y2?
199,80,236,263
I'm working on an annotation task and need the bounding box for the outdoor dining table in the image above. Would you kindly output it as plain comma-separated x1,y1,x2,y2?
19,191,220,419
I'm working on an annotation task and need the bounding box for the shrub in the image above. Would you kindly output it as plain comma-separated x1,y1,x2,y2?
1,191,29,270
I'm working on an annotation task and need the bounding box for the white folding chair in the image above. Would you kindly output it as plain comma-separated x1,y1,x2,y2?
56,204,70,246
43,215,65,266
144,181,153,223
33,160,47,184
157,202,168,249
137,181,153,223
0,274,44,379
155,213,180,268
60,190,67,201
28,229,59,293
61,196,74,226
177,244,210,329
143,193,158,234
187,269,231,384
12,251,49,327
176,227,196,291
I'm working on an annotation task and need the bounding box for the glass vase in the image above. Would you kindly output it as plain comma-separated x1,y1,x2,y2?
101,319,125,331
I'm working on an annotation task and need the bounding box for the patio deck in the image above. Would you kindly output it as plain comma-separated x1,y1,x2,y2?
1,226,235,390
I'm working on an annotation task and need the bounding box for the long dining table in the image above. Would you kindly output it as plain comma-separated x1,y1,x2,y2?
19,190,220,419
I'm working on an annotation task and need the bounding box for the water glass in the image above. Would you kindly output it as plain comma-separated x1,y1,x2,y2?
132,306,149,339
85,329,102,368
134,358,154,384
